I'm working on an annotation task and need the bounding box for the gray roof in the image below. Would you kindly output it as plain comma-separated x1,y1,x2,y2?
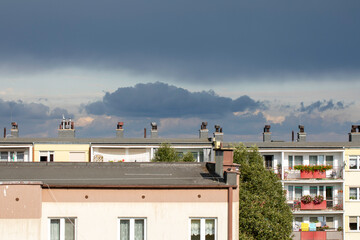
0,137,212,146
0,162,225,188
224,141,360,149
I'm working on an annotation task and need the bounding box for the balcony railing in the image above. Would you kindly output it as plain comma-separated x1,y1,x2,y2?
284,166,343,180
287,197,343,212
292,231,343,240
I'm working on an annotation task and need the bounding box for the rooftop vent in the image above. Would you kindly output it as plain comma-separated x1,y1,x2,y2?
116,122,124,138
213,125,223,142
58,116,75,138
199,122,208,139
349,125,360,142
297,125,306,142
263,125,271,142
151,122,158,138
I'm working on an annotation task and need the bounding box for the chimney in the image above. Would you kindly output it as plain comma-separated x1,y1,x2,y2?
10,122,19,138
263,125,271,142
297,125,306,142
150,122,158,138
116,122,124,138
199,122,209,139
349,125,360,142
58,116,75,138
213,125,224,142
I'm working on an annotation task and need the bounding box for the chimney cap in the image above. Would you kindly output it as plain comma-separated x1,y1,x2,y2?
264,125,271,132
298,125,305,133
214,125,221,132
117,122,124,129
151,122,157,130
201,122,208,130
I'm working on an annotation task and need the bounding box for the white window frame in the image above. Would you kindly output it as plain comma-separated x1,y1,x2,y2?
0,151,26,162
349,156,360,170
40,151,54,162
288,155,304,168
118,218,147,240
189,217,217,240
350,187,360,200
48,217,76,240
349,216,360,231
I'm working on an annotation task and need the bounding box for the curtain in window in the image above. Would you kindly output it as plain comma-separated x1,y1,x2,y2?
288,156,293,168
318,155,324,165
50,219,60,240
309,156,317,166
350,157,358,169
295,186,303,200
120,220,130,240
134,219,144,240
65,218,75,240
205,219,215,240
350,188,357,199
349,216,357,230
310,186,318,197
191,220,201,240
294,156,303,166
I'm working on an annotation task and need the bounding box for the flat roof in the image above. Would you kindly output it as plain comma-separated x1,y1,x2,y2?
0,162,226,188
0,137,212,146
223,141,360,149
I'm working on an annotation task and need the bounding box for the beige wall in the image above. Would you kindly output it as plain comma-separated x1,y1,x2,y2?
34,144,89,162
0,219,41,240
41,188,238,240
0,185,41,219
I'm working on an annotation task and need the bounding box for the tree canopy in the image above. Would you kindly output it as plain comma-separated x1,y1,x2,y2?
152,143,197,162
234,144,293,240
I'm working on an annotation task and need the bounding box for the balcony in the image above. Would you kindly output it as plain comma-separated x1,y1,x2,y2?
285,166,343,180
289,198,343,212
292,231,343,240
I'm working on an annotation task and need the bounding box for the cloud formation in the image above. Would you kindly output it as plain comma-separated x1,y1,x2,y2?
85,82,264,118
0,0,359,81
299,100,347,114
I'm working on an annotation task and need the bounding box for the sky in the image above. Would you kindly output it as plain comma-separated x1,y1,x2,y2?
0,0,360,141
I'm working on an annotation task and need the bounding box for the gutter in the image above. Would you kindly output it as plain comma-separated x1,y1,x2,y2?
228,186,233,240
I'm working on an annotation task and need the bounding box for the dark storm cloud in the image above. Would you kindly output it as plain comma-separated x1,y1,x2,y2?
85,82,264,118
299,100,347,114
1,0,359,80
0,99,73,137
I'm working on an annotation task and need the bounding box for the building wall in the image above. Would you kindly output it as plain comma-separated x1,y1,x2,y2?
345,148,360,239
41,188,238,240
0,184,42,240
34,144,89,162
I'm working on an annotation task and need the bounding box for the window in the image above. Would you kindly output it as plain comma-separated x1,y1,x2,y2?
309,155,333,166
349,216,360,231
190,218,216,240
40,151,54,162
0,151,25,162
350,188,359,200
119,218,146,240
350,156,360,170
289,155,303,168
49,218,76,240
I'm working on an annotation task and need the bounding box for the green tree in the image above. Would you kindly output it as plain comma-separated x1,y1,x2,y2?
234,144,293,240
182,152,196,162
152,143,180,162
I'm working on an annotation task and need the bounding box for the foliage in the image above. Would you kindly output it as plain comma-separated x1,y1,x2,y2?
313,195,324,204
182,152,196,162
294,165,332,172
152,143,180,162
233,144,293,240
301,195,313,204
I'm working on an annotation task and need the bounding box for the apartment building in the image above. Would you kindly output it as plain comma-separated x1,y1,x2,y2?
0,150,239,240
0,120,214,163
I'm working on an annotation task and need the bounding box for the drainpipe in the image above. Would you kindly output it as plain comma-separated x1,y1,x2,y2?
228,186,233,240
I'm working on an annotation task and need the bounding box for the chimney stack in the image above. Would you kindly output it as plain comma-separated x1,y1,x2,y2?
58,116,75,138
213,125,223,142
297,125,306,142
150,122,158,138
116,122,124,138
199,122,209,139
263,125,271,142
10,122,19,138
349,125,360,142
